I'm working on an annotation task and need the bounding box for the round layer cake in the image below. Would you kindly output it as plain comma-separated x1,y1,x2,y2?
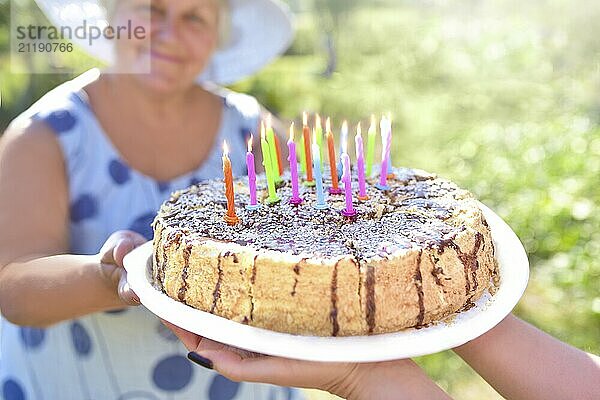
151,167,499,336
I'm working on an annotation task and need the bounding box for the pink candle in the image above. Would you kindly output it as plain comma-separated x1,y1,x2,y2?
355,123,369,201
377,117,392,190
341,153,356,217
288,123,303,205
246,136,260,210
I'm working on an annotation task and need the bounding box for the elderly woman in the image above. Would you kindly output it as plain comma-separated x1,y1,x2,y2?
0,0,301,398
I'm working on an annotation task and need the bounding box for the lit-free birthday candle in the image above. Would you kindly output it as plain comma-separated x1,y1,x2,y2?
261,124,280,204
312,130,328,209
376,116,392,190
355,123,369,201
287,123,303,205
341,152,356,217
245,135,260,210
302,112,315,185
326,117,342,194
222,141,240,225
366,114,377,176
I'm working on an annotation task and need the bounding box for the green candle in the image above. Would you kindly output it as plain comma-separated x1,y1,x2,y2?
261,123,279,203
299,139,306,174
366,114,377,176
266,115,282,182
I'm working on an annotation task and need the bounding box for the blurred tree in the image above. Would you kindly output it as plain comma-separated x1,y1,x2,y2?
313,0,362,77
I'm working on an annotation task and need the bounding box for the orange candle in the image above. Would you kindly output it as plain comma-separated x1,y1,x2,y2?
274,133,284,177
302,112,314,184
222,141,239,225
326,118,342,194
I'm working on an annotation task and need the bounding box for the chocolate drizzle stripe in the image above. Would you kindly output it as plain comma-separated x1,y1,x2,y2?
249,254,258,321
160,250,168,292
177,244,192,303
159,229,175,293
430,254,444,286
251,255,258,285
471,233,483,294
330,260,340,337
447,232,484,300
415,251,425,327
365,265,376,334
291,259,304,297
154,226,163,290
210,253,223,314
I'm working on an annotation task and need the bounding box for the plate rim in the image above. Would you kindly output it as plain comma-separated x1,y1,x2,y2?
124,203,529,362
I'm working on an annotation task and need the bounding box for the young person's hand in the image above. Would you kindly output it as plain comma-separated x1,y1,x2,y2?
163,320,452,400
454,314,600,400
97,230,147,306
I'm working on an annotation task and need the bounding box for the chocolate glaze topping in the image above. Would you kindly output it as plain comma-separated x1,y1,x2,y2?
156,167,478,260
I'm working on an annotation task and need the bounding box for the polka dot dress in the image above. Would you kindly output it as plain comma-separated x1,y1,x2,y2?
0,70,304,400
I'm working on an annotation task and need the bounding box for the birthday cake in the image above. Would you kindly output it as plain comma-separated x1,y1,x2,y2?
151,167,499,336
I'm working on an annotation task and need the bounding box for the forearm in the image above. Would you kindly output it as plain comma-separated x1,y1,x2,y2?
337,360,452,400
453,314,600,400
0,254,123,327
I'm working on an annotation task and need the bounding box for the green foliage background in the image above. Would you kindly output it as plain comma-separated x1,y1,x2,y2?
1,0,599,398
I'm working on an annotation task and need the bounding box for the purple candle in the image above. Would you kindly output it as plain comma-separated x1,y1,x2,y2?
377,116,392,190
246,136,260,210
355,123,369,201
288,123,303,205
341,152,356,217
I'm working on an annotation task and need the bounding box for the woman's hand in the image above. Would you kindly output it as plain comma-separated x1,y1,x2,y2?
97,230,147,306
163,321,452,400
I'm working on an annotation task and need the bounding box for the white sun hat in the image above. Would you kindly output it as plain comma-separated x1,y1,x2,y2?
33,0,295,85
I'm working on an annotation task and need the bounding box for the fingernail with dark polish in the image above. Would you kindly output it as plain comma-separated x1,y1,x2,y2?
187,352,213,369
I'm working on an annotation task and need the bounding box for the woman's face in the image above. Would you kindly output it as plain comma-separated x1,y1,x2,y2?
112,0,221,94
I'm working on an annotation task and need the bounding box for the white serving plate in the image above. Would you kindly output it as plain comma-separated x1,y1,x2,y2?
124,204,529,362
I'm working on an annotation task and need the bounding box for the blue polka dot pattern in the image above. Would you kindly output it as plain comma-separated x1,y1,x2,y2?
156,322,179,342
208,375,241,400
240,127,252,142
44,110,77,134
157,181,170,193
19,327,46,350
129,212,155,240
284,387,294,400
105,308,127,315
69,92,91,111
152,355,193,392
2,378,26,400
268,388,277,400
70,194,99,223
70,321,93,357
189,177,201,187
109,159,131,185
